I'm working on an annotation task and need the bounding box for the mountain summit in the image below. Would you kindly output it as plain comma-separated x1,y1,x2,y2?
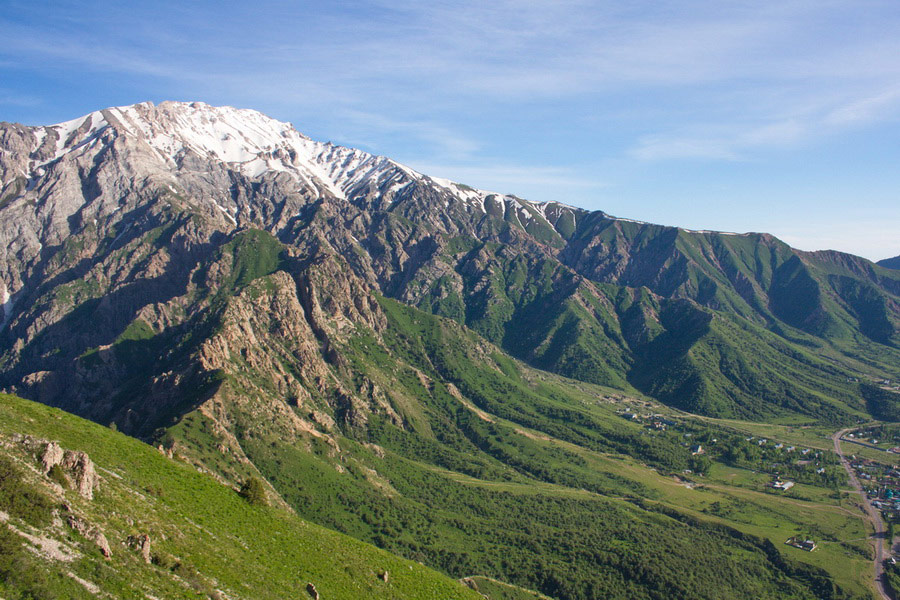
879,254,900,270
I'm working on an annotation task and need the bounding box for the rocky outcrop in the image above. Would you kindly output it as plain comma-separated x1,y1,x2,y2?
60,451,99,500
67,514,111,559
14,436,100,500
125,534,152,563
40,441,64,473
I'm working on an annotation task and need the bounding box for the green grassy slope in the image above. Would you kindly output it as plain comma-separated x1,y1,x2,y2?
0,393,481,600
403,222,899,423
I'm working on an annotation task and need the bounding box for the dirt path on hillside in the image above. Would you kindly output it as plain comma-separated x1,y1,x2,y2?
833,427,895,600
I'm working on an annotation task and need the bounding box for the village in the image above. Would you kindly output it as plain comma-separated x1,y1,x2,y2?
837,424,900,594
843,444,900,523
616,407,841,487
617,408,900,558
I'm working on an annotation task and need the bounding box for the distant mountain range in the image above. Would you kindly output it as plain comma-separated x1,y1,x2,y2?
1,101,897,428
878,255,900,270
0,101,895,599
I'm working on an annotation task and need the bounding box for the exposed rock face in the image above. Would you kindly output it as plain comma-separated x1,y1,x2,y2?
125,534,152,563
139,534,152,563
67,514,111,558
17,437,100,500
40,442,64,473
306,582,319,599
61,451,99,500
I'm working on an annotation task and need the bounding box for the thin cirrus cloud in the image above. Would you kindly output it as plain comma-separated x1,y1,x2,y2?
628,119,806,162
328,110,482,161
4,3,900,132
406,162,608,196
824,87,900,125
628,84,900,163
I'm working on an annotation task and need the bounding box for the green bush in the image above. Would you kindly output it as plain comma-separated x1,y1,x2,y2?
47,464,69,488
238,477,268,506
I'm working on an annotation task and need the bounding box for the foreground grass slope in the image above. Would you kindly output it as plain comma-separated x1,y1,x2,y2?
0,393,481,600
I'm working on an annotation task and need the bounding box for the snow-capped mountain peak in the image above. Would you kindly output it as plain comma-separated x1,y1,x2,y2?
19,101,579,234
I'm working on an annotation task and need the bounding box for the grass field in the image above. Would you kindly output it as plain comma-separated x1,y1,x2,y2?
0,394,481,600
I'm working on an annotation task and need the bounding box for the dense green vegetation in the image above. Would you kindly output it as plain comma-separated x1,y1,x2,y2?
862,384,900,422
252,439,848,600
887,561,900,597
212,228,284,301
238,476,268,506
413,227,898,424
0,394,482,600
178,295,872,600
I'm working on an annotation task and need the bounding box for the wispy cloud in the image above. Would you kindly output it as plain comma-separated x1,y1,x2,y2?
629,136,740,162
628,118,807,161
406,162,606,191
0,89,41,107
628,85,900,162
824,87,900,125
333,110,480,161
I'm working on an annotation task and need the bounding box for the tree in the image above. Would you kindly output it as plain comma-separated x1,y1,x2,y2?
238,477,268,506
688,454,711,475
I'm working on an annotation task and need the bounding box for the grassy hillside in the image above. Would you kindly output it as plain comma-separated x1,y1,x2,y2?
412,230,899,423
0,393,481,600
161,292,876,600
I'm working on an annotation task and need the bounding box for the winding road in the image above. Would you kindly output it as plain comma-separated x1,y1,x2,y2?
832,428,895,600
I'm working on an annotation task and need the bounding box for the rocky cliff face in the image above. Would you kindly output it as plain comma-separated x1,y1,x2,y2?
1,101,898,432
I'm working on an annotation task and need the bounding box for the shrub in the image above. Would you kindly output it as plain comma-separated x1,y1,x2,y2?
238,477,268,506
48,464,69,488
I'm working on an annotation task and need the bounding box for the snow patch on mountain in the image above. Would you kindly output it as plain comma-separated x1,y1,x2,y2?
680,228,748,236
34,110,112,167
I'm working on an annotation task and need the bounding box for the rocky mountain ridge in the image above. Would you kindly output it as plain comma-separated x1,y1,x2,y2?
1,101,898,429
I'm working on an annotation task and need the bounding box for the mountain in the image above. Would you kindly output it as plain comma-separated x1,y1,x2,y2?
1,101,897,427
0,101,893,599
878,255,900,270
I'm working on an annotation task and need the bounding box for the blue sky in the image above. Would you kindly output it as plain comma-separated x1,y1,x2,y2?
2,1,899,260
